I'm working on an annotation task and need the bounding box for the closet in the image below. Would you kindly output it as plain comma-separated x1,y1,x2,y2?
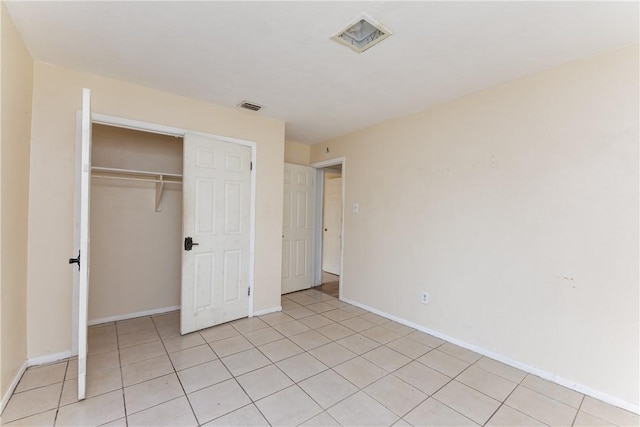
88,124,184,324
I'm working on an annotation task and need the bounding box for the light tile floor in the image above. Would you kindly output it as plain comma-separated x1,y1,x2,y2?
2,289,638,426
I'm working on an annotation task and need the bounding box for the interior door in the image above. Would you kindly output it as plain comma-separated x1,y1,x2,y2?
72,88,92,400
281,163,315,294
322,176,342,275
181,134,251,334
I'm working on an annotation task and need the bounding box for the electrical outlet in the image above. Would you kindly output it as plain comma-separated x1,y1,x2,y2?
420,291,429,305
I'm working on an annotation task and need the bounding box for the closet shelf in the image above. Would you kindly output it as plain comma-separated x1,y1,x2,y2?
91,166,182,212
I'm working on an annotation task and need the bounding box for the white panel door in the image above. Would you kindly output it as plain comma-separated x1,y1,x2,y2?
181,134,251,334
72,88,92,400
281,163,315,294
322,177,342,275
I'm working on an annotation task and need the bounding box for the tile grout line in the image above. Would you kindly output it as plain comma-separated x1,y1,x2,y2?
570,394,586,427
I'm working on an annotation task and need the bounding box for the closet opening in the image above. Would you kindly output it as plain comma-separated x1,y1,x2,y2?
88,124,184,325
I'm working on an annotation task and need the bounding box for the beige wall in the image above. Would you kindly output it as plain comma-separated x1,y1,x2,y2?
310,45,639,406
89,125,182,321
284,140,311,165
0,2,32,401
27,62,285,359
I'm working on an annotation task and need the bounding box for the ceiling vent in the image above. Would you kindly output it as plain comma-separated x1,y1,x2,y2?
238,101,262,112
332,13,393,53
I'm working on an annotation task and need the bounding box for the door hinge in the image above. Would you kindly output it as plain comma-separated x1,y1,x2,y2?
248,287,251,296
250,161,253,171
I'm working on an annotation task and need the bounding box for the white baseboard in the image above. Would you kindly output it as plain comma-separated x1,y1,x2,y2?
253,306,282,316
1,360,27,413
27,350,74,367
341,297,640,415
88,305,180,326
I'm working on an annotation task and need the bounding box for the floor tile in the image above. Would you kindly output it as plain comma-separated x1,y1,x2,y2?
299,314,335,329
505,385,577,426
221,348,271,376
126,396,197,426
258,312,294,326
486,405,546,426
121,354,173,387
340,316,377,332
255,385,322,427
188,379,251,425
334,356,387,388
55,389,125,427
117,328,160,349
1,383,62,423
322,309,356,322
88,324,116,340
151,311,179,328
336,333,380,355
309,342,357,367
276,352,328,382
242,327,285,346
60,367,122,406
362,346,412,372
100,417,127,427
87,350,120,373
176,359,232,394
230,317,269,334
199,324,239,343
437,342,482,364
258,338,304,363
283,306,315,319
119,341,166,366
88,334,119,355
456,365,518,401
325,299,351,309
433,380,501,425
116,316,155,335
406,331,445,348
286,294,320,306
392,418,412,426
157,323,181,339
66,358,78,380
361,325,402,344
573,411,615,426
386,337,432,359
393,361,451,395
15,362,67,393
203,404,269,426
281,299,303,311
289,330,332,351
521,374,583,408
365,375,428,416
316,323,356,341
2,409,56,427
380,321,416,336
124,373,184,415
341,305,368,316
473,357,527,383
272,320,311,337
359,313,391,325
306,302,337,313
580,396,640,426
299,370,359,409
404,398,478,426
236,364,294,400
418,349,470,377
162,332,205,353
300,411,341,426
209,335,253,358
168,344,217,371
328,391,399,426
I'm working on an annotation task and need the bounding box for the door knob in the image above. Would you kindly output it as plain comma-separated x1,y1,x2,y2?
184,237,199,251
68,250,81,270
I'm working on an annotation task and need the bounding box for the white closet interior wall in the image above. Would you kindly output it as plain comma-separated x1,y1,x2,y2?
89,124,183,322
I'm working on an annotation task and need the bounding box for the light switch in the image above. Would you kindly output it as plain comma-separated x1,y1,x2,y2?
353,202,359,214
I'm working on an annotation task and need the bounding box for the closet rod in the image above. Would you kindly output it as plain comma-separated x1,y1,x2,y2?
91,166,182,178
91,174,182,184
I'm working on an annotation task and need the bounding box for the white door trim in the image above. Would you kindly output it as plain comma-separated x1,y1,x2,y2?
310,157,346,300
72,112,258,353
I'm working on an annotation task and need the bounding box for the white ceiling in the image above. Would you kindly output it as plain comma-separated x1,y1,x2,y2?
6,1,639,144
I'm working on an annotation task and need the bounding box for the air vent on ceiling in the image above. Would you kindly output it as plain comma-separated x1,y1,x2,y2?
238,101,262,112
332,13,393,53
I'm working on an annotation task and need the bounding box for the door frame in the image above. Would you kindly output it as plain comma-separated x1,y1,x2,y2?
310,157,346,300
72,112,257,353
